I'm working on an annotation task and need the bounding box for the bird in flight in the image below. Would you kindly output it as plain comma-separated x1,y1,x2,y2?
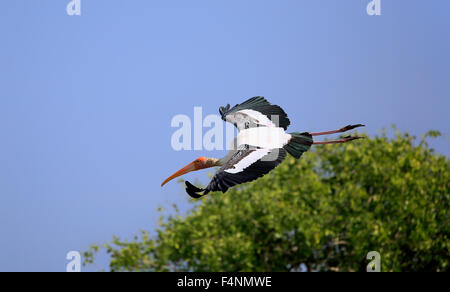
161,96,364,198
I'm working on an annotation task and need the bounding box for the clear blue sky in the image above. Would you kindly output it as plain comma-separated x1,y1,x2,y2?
0,1,448,271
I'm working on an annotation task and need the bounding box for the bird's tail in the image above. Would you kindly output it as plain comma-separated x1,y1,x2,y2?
284,132,313,159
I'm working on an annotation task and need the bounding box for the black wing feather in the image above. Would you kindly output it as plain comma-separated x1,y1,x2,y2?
207,148,287,193
219,96,291,130
184,148,286,198
185,181,206,199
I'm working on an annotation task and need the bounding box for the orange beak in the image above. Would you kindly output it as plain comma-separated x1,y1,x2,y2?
161,160,200,187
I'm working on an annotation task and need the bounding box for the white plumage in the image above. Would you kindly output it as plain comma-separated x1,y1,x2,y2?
224,148,271,174
237,127,291,149
225,109,277,130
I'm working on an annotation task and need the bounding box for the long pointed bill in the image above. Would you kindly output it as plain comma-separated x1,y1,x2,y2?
161,161,197,187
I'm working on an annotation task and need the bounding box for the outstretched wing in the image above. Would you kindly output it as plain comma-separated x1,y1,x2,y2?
185,147,287,198
219,96,290,131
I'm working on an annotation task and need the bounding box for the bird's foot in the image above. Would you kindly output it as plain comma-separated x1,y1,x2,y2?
341,135,364,142
339,124,365,132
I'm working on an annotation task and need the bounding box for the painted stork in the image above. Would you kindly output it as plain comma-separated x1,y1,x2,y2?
161,97,364,198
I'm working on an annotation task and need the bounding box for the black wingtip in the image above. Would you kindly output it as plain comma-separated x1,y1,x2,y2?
219,104,231,119
185,181,206,199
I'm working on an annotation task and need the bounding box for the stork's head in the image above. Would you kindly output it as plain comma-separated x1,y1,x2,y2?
161,157,218,187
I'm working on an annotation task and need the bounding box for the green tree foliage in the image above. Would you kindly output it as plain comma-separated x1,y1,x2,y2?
84,129,449,271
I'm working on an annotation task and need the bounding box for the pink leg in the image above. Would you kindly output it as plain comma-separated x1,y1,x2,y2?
313,136,363,145
309,124,364,136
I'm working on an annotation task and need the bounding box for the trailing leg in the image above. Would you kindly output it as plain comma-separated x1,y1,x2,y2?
309,124,365,136
313,136,364,145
